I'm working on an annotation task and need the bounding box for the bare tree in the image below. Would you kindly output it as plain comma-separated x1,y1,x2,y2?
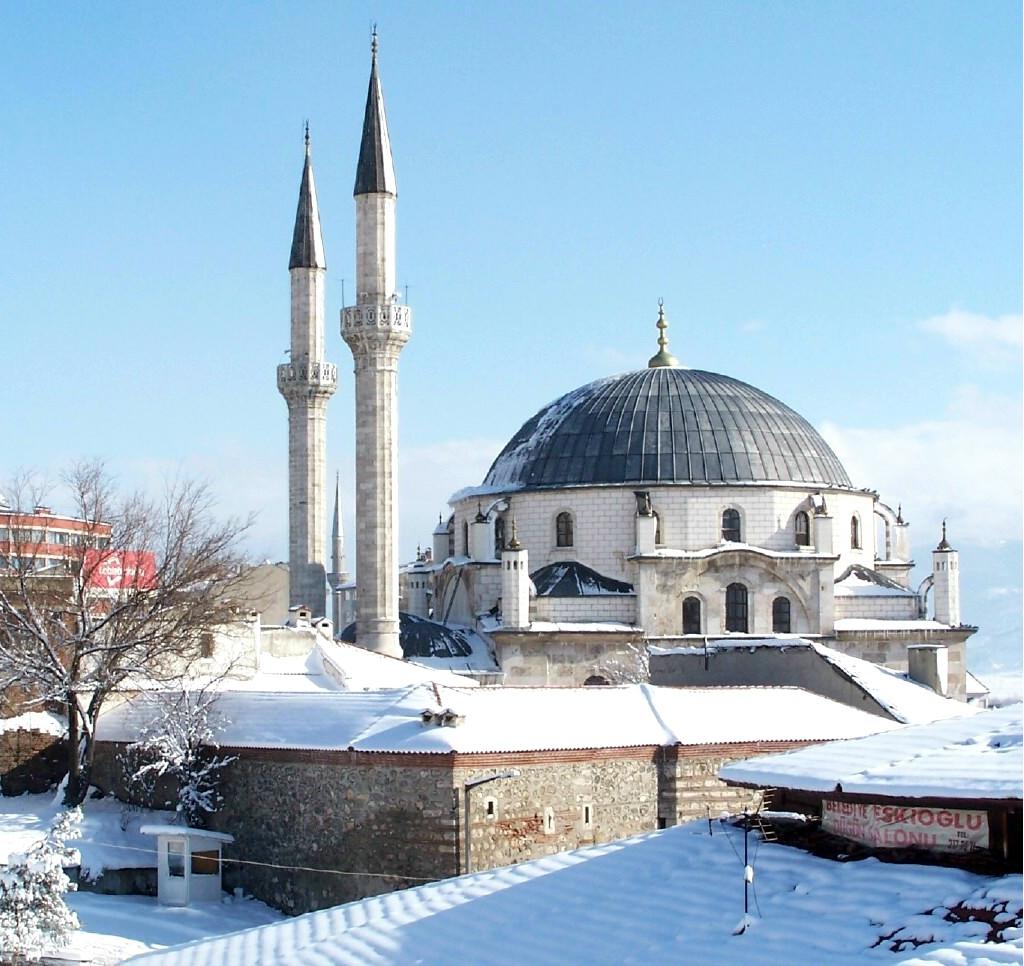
121,683,237,827
0,461,250,806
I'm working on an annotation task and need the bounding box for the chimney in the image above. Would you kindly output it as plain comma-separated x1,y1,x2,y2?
907,644,949,696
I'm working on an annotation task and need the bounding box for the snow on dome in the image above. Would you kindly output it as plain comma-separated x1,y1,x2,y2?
482,367,852,491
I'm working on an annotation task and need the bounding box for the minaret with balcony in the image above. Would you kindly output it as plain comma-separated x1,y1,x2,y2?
278,127,336,618
341,33,411,657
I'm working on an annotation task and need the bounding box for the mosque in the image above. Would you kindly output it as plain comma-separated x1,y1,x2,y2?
278,38,977,698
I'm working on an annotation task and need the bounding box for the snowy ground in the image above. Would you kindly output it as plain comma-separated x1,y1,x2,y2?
0,792,283,964
128,820,1023,965
60,892,282,964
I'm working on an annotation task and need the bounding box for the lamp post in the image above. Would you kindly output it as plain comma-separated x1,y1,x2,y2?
463,770,520,875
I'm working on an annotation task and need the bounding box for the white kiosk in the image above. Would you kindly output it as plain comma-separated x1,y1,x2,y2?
140,825,234,906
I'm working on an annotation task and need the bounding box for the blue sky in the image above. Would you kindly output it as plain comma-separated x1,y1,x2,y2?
1,3,1020,670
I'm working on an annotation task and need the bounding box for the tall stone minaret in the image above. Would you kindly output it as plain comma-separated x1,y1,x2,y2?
327,472,349,632
341,33,411,657
278,127,337,618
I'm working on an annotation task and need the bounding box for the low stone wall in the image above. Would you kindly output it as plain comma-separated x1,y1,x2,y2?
454,750,658,874
89,737,829,915
211,750,459,915
658,743,808,825
0,729,67,796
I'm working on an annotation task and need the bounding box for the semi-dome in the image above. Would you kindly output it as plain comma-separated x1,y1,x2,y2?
482,367,851,491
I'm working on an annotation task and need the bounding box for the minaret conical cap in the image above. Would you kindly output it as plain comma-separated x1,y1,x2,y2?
289,124,326,270
354,30,397,197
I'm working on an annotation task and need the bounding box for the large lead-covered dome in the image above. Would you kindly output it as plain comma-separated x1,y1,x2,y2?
483,367,851,490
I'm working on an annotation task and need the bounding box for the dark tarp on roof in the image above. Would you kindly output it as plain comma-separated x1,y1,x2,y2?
340,612,473,659
530,561,634,597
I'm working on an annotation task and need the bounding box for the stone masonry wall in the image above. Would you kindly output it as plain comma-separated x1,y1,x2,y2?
0,729,67,795
658,743,810,825
453,751,658,875
834,595,919,620
532,595,636,624
212,752,457,915
90,739,825,915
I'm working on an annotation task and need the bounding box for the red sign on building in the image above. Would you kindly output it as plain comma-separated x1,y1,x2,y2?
84,550,157,591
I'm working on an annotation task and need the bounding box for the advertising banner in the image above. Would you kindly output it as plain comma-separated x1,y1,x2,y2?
822,799,988,853
84,550,157,591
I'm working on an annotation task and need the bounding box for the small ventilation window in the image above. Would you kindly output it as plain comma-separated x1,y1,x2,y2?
582,804,593,828
772,596,791,634
795,511,810,547
543,807,555,834
722,508,741,543
485,797,497,820
850,515,861,549
555,512,574,548
725,583,748,633
683,596,701,635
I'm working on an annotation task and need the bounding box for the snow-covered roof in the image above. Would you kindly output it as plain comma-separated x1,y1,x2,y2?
719,703,1023,801
834,618,951,631
317,638,480,690
123,820,1021,966
965,670,990,698
97,683,895,755
833,564,917,598
0,711,67,736
652,638,975,726
636,542,833,561
139,825,234,844
809,641,976,725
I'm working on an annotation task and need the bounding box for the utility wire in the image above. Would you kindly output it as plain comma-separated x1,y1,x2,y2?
73,838,437,882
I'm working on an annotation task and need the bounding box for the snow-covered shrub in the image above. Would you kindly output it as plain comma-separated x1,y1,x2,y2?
122,688,236,827
0,807,81,963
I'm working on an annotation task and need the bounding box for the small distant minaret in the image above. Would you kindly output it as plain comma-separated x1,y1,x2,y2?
932,520,961,626
341,32,411,658
278,126,337,618
501,517,530,629
327,472,349,632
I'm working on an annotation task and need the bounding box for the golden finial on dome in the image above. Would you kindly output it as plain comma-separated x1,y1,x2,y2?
647,298,679,368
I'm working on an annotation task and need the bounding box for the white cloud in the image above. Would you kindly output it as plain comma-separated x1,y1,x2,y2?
820,385,1022,546
919,309,1022,366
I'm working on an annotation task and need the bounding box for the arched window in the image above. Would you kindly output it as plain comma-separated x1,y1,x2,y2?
653,511,662,546
850,515,861,549
772,596,791,633
722,508,741,543
725,583,748,633
494,517,506,557
583,675,610,686
462,520,469,555
682,596,701,635
556,511,574,548
794,511,810,547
